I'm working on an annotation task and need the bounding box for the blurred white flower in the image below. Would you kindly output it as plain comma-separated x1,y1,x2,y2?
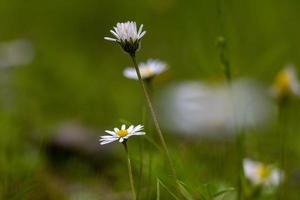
244,158,283,187
271,64,300,99
0,39,34,68
104,21,146,54
99,124,145,145
123,59,167,80
157,79,275,137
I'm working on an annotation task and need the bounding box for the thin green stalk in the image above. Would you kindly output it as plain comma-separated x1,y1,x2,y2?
123,141,137,200
146,152,153,200
217,1,244,199
217,36,231,83
137,135,144,200
217,0,231,84
144,79,154,200
277,101,288,200
137,80,152,199
236,133,245,200
145,78,154,95
129,53,177,180
137,103,147,199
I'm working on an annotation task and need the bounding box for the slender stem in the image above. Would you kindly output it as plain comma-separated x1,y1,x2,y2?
217,1,244,199
145,78,154,95
217,0,231,84
129,53,177,180
236,133,245,200
123,141,137,200
144,79,154,137
137,134,144,199
218,37,231,83
146,152,153,200
137,92,149,199
143,79,153,200
278,101,287,200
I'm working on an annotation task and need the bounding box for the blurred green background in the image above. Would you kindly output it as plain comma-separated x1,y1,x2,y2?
1,0,300,199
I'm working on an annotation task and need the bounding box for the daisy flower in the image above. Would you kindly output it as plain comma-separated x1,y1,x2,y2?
123,59,168,80
271,64,300,99
157,79,274,136
99,124,145,145
104,21,146,54
243,158,283,187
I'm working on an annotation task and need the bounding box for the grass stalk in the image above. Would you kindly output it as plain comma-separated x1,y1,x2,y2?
123,141,137,200
129,53,177,180
217,1,244,199
277,101,288,200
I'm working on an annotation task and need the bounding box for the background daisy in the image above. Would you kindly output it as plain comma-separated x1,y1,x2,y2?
123,59,168,80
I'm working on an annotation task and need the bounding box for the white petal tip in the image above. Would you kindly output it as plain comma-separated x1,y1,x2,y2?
104,37,117,42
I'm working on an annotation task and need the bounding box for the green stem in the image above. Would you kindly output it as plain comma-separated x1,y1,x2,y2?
143,79,153,200
236,133,245,200
278,101,288,200
217,1,245,199
217,0,231,84
123,141,137,200
217,35,231,84
137,134,144,200
129,53,177,180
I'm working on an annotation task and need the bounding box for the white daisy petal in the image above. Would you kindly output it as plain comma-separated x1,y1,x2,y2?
133,125,143,132
100,135,115,139
123,67,139,80
104,37,117,42
139,31,146,39
132,132,146,136
127,125,134,133
99,138,113,142
100,138,118,145
113,26,119,34
105,130,116,135
110,30,120,39
137,24,144,36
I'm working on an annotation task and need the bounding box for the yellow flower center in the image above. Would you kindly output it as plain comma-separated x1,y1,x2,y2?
141,67,153,77
256,165,271,179
117,130,128,137
274,71,291,95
